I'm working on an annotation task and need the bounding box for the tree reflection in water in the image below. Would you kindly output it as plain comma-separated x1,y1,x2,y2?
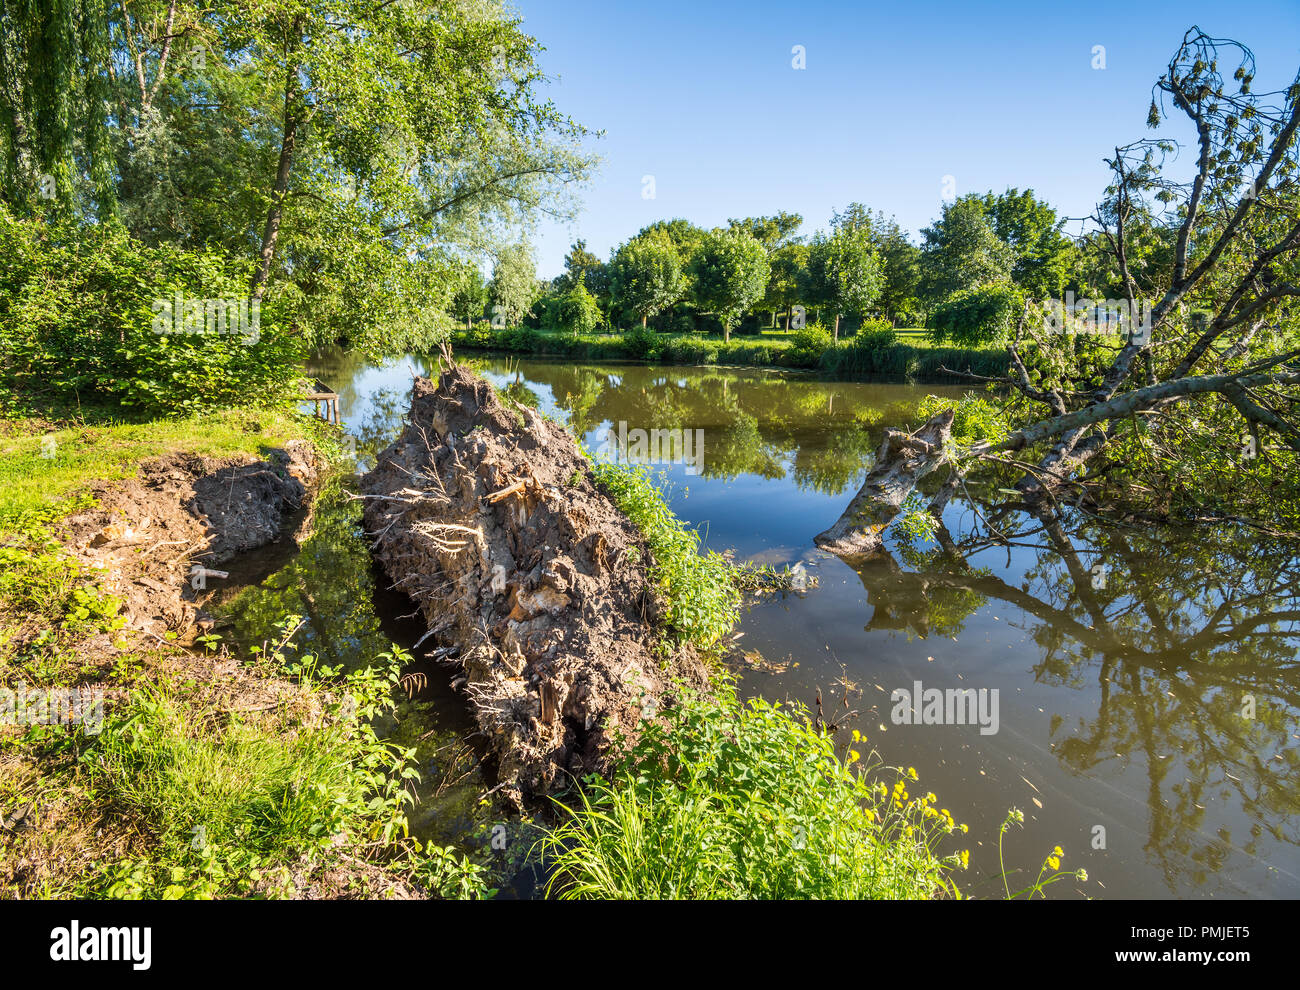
847,502,1300,892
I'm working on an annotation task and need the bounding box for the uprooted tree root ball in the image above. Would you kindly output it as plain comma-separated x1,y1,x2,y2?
361,362,707,805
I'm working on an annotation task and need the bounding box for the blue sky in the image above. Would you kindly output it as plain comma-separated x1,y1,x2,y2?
512,0,1300,277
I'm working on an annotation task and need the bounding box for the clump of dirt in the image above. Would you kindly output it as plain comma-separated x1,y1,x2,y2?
56,441,316,650
361,361,706,805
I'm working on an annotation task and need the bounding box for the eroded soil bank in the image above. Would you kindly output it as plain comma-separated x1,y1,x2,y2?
361,362,706,805
3,438,438,898
54,442,317,651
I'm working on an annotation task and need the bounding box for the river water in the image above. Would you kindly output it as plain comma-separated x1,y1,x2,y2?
216,348,1300,899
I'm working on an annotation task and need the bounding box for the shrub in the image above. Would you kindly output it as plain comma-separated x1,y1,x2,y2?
553,280,602,336
851,317,899,347
815,320,900,375
927,283,1024,347
621,322,662,360
664,337,718,365
0,209,301,416
788,322,833,364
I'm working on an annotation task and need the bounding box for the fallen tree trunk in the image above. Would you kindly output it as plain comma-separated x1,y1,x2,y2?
814,409,954,555
818,359,1300,558
360,362,705,805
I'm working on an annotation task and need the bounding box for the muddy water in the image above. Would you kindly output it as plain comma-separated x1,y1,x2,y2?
229,348,1300,899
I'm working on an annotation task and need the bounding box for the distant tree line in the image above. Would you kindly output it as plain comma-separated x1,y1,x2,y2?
465,187,1190,347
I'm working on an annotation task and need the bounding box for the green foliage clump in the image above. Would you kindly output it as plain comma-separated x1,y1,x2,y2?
927,283,1024,347
662,336,719,365
552,278,602,336
851,317,901,345
820,320,900,373
620,322,662,360
590,462,739,649
788,323,833,363
540,680,965,899
890,491,940,547
917,391,1010,444
0,211,301,416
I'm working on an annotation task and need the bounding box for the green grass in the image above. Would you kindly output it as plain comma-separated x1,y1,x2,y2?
452,324,1009,381
539,679,967,899
0,407,316,537
67,649,418,898
589,461,741,651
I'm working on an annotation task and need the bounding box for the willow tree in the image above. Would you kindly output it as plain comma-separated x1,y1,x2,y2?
0,0,595,352
818,27,1300,554
220,0,595,348
0,0,114,214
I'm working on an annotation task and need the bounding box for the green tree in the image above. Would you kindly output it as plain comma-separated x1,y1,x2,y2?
860,212,921,324
731,212,804,326
928,283,1025,346
979,188,1078,299
765,242,810,330
489,243,537,327
554,239,602,290
0,1,596,354
918,196,1016,305
802,226,883,339
635,218,707,268
0,0,115,215
689,228,770,343
727,212,803,249
823,205,922,324
451,262,489,329
610,230,683,328
554,276,602,335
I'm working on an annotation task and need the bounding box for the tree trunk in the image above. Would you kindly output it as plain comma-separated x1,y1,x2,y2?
250,25,303,302
833,314,840,340
815,409,954,555
641,314,647,327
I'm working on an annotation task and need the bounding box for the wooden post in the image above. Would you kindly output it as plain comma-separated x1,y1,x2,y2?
304,380,340,424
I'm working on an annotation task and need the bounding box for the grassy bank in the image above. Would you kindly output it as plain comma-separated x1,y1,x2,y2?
452,325,1009,381
0,408,487,899
542,679,966,899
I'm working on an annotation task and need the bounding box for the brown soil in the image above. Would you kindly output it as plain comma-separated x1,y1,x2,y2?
361,361,706,805
54,441,316,652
